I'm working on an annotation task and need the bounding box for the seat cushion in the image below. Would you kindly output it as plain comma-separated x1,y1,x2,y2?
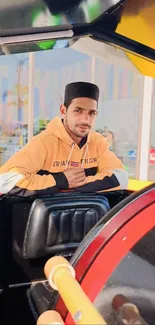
15,193,110,259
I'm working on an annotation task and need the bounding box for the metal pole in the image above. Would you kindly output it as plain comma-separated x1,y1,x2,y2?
91,56,96,83
28,52,34,142
138,76,153,180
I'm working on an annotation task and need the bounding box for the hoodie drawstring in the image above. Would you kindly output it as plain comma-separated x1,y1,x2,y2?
65,143,75,170
65,143,88,170
81,144,88,168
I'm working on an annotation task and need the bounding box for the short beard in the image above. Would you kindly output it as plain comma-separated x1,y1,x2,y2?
64,118,89,138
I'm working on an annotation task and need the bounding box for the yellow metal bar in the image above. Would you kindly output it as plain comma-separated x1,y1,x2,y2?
128,179,153,191
116,1,155,77
44,256,107,325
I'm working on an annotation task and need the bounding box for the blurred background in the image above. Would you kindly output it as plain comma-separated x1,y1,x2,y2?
0,47,154,181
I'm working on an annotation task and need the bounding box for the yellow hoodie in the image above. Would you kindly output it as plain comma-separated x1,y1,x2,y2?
0,116,128,196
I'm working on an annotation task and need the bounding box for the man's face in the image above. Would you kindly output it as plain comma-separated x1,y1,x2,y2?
60,97,98,139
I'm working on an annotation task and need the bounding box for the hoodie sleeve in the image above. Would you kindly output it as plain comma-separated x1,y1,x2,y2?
0,136,68,196
75,135,128,193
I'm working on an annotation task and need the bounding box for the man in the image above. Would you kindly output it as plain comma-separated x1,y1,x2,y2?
0,82,128,196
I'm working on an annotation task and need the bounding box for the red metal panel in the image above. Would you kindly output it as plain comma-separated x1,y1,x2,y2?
55,187,155,319
74,189,155,281
66,202,155,324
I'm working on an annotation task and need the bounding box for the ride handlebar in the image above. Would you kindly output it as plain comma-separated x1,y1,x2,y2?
43,256,107,325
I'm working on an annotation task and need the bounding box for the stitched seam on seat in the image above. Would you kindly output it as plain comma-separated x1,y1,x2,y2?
23,199,42,258
23,206,89,257
23,205,104,257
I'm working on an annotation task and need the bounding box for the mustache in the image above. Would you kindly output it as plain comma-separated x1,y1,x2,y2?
76,124,91,128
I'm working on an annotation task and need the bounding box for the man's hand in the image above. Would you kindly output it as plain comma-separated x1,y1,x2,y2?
63,168,86,189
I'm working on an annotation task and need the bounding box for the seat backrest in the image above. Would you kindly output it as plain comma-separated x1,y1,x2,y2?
14,193,110,259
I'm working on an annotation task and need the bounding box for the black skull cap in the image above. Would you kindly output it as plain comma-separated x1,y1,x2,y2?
64,81,99,103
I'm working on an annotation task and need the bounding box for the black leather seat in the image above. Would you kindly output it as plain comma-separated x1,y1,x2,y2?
14,193,110,259
25,193,110,318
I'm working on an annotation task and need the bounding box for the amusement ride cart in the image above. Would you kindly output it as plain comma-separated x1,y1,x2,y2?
0,0,155,324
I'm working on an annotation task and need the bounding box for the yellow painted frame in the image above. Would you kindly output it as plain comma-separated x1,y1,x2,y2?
128,179,153,191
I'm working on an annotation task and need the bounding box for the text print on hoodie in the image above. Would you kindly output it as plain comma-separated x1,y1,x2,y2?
0,116,128,196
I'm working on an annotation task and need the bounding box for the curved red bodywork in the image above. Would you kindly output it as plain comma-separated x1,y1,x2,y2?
55,185,155,322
